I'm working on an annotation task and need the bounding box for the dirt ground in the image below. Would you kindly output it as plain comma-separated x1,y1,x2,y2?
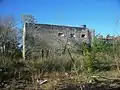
1,70,120,90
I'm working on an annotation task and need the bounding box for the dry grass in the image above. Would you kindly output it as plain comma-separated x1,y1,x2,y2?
32,70,120,90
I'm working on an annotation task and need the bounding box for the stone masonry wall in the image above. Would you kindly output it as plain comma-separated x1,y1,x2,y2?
25,23,95,52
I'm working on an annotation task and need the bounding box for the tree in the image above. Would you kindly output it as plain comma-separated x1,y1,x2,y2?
21,15,37,24
0,16,21,59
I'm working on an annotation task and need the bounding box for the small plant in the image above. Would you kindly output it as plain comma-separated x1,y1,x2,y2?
81,43,95,72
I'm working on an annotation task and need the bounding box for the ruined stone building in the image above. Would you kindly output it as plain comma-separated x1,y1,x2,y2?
25,23,95,52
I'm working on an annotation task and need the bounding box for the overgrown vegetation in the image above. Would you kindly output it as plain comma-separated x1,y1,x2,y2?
1,15,120,89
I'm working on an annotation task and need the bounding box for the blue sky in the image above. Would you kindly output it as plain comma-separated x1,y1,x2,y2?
0,0,120,36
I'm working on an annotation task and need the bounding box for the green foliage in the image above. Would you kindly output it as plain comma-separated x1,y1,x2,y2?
80,43,95,72
92,37,113,53
79,36,116,72
1,16,120,87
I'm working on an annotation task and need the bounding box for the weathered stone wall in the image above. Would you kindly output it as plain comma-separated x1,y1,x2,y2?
25,23,95,52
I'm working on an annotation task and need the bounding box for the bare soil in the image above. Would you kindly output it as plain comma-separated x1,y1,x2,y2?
1,71,120,90
1,79,120,90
